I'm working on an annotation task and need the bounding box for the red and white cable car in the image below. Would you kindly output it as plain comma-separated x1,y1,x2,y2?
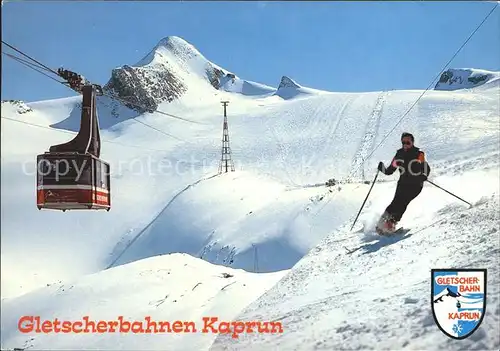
36,83,111,212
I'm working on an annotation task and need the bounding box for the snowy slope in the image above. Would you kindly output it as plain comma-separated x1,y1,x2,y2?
434,68,500,91
211,170,500,350
1,253,286,351
211,205,499,349
1,42,500,351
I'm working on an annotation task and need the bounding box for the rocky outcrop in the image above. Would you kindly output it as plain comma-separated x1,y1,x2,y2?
206,66,227,90
278,76,301,90
1,100,33,114
434,68,499,91
103,64,186,113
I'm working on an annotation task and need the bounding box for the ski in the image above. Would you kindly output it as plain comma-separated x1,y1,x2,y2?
344,227,411,254
344,246,360,254
376,227,408,236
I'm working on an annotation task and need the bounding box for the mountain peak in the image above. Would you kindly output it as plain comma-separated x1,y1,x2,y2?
156,35,190,48
135,35,203,67
278,76,301,90
104,35,231,113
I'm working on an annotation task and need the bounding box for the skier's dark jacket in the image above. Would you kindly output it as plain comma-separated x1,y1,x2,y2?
381,146,430,185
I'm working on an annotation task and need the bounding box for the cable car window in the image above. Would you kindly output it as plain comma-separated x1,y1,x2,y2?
101,162,109,190
76,157,92,185
95,160,106,190
95,159,101,189
38,156,92,186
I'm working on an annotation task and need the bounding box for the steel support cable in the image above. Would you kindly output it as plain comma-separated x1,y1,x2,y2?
102,92,207,126
2,51,56,75
2,40,60,75
0,115,173,152
2,51,67,85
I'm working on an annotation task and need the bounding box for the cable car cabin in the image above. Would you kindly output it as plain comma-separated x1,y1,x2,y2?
36,83,111,212
37,153,110,211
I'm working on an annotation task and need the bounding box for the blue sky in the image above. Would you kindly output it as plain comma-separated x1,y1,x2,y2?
2,1,499,102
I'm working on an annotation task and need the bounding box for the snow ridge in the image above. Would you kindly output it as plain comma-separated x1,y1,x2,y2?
1,99,33,114
1,253,287,351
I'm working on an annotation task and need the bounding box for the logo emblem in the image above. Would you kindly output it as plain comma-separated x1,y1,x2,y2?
431,268,487,339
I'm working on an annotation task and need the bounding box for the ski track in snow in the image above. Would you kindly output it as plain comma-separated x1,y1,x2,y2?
264,92,381,187
347,91,386,182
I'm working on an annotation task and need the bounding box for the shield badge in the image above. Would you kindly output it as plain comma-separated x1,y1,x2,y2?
431,268,487,339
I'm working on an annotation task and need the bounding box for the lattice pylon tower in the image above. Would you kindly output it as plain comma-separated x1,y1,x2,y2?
218,101,235,174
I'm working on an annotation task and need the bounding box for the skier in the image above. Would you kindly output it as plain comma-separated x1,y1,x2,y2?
376,132,430,234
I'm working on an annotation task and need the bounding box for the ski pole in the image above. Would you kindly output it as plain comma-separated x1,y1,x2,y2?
351,170,379,231
425,179,473,208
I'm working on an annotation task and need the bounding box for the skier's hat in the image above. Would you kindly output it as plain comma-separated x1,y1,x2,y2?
401,132,414,142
